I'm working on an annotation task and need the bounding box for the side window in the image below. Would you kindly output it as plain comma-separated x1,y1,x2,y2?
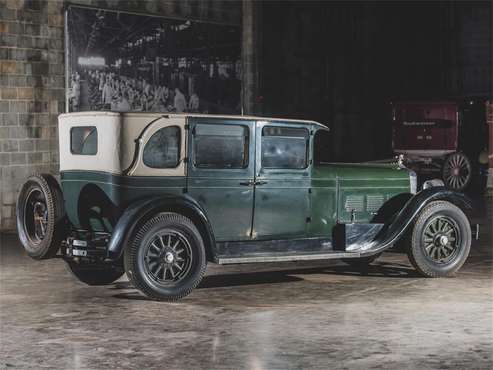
143,126,181,168
261,126,308,169
194,124,248,169
71,126,97,155
314,129,332,165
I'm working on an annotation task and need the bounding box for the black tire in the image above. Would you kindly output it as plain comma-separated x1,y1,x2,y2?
342,253,380,268
67,261,124,286
407,201,471,277
16,174,66,259
124,213,207,301
442,152,472,191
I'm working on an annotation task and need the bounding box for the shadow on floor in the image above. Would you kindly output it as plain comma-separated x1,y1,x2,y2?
111,261,419,301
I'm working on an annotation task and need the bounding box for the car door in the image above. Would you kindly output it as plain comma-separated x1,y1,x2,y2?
187,118,255,242
252,121,311,240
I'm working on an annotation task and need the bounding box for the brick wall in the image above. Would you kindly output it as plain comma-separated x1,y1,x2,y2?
0,0,242,231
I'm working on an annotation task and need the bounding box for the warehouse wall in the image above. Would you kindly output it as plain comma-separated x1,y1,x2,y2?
0,0,243,231
261,1,493,162
1,0,490,231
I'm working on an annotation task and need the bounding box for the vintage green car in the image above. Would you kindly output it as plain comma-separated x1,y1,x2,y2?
16,112,475,300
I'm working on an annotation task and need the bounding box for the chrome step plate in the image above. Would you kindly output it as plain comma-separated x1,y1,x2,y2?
216,251,362,265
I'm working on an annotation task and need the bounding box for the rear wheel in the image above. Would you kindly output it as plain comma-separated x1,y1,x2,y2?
407,201,471,277
16,174,66,259
442,152,472,191
124,213,207,301
67,261,124,286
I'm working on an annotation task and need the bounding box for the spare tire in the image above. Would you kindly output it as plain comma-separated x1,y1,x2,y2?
16,174,67,259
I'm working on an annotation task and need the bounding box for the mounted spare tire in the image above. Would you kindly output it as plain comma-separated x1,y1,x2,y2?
16,174,67,259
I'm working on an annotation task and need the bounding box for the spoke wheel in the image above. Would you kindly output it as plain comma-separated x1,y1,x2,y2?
422,216,460,264
16,174,66,260
24,189,48,244
407,201,471,278
143,230,193,285
442,153,472,191
125,213,207,301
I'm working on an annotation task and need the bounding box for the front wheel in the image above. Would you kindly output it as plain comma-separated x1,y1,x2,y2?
407,201,471,277
124,213,207,301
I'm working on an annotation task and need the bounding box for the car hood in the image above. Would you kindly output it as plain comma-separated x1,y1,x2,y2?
313,162,411,180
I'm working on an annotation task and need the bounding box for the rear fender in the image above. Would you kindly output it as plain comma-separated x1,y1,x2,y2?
106,195,216,261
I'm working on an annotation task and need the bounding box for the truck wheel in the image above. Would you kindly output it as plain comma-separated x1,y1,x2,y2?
67,261,124,286
342,253,381,268
124,213,207,301
408,201,471,277
442,152,472,191
16,174,66,259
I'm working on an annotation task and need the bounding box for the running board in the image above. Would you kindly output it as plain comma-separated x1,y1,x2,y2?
216,251,363,265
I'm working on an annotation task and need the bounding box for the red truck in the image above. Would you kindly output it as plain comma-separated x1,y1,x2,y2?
392,100,490,191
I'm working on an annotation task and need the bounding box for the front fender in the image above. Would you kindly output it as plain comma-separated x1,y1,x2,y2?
106,194,215,261
365,187,472,254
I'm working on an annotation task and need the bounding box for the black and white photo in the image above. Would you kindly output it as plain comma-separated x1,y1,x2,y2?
66,6,241,114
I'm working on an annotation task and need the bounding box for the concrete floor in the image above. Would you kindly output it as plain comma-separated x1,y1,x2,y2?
1,205,492,369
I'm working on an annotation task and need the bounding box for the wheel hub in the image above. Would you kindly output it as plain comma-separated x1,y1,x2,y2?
164,252,174,264
424,216,460,264
143,231,193,284
25,189,48,243
439,235,449,246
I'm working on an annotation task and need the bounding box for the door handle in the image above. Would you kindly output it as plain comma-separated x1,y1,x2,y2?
239,180,268,186
239,180,254,186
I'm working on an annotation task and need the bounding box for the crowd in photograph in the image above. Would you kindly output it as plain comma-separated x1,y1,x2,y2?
68,65,241,114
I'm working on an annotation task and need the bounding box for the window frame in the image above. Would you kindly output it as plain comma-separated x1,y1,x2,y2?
70,126,98,156
142,125,182,169
192,123,250,170
260,125,310,170
313,128,332,166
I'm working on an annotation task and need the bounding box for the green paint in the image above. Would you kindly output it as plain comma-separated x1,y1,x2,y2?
61,171,186,230
60,119,411,243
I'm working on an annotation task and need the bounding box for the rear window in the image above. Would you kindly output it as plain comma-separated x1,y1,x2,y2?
143,126,181,168
71,126,97,155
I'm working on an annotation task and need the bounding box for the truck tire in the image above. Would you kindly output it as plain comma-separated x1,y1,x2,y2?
67,261,124,286
16,174,67,259
124,213,207,301
407,201,471,277
442,152,472,191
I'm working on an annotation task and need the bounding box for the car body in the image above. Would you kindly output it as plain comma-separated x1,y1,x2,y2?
16,112,476,300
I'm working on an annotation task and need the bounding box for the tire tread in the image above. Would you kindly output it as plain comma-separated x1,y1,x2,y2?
408,201,471,277
125,213,206,301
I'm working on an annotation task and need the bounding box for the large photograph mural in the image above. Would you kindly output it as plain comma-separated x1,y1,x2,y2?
66,6,241,114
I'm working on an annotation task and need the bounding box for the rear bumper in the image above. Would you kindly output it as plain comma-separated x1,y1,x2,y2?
64,233,110,260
